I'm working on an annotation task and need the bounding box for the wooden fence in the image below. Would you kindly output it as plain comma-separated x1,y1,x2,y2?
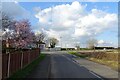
2,48,40,79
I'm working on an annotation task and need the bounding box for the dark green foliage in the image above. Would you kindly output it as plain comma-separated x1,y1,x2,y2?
61,48,75,51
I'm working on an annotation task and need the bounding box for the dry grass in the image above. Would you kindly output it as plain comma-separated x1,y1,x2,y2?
89,58,119,71
87,51,119,71
73,50,119,71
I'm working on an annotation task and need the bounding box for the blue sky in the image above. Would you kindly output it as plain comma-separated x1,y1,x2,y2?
19,2,118,13
2,2,118,47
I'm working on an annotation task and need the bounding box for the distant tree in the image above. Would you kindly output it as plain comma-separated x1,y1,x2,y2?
49,37,59,48
87,38,98,50
44,38,50,48
35,32,46,48
36,32,45,43
75,43,80,50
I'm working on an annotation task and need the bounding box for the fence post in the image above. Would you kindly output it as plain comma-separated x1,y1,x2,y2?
7,52,10,78
21,51,23,69
28,49,30,64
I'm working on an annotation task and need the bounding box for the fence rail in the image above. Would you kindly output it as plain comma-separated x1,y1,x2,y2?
2,48,40,79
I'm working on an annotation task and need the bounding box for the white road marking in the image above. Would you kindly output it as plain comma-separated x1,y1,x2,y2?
62,54,104,80
89,71,104,80
62,54,84,67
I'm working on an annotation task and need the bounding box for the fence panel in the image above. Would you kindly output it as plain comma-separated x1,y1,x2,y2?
2,48,40,79
23,51,29,67
2,53,9,78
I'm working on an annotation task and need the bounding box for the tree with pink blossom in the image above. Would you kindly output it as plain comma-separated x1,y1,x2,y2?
2,13,37,49
13,20,35,49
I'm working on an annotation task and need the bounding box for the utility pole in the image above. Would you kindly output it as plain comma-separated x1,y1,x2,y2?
65,42,67,50
60,36,62,48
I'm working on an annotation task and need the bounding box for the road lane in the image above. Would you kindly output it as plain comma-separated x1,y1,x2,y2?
49,53,101,79
27,54,51,78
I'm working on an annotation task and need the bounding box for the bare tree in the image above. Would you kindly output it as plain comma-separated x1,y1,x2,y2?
36,32,45,43
2,12,14,31
2,13,14,38
35,32,46,48
87,38,98,50
2,13,16,48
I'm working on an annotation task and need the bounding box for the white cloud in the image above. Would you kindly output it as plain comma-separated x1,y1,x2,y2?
98,40,117,47
98,40,105,44
34,1,117,47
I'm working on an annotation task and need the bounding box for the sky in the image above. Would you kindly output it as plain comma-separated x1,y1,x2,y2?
2,1,118,48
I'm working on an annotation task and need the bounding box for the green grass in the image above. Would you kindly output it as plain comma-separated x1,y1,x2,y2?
68,51,77,54
79,48,92,50
68,51,88,58
9,53,46,79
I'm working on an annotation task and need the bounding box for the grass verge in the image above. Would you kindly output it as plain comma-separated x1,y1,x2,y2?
88,58,119,71
68,51,119,71
68,51,88,58
9,53,46,79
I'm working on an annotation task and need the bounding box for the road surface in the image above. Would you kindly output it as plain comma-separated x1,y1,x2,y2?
27,51,118,80
50,53,102,79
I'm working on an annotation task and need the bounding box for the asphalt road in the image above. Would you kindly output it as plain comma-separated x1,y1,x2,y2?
27,51,104,79
49,53,101,79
